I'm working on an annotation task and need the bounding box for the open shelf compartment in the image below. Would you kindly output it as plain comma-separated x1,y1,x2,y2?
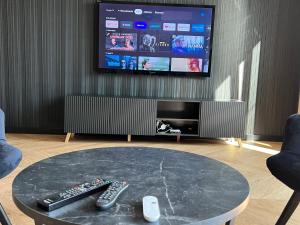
157,101,200,120
156,101,200,136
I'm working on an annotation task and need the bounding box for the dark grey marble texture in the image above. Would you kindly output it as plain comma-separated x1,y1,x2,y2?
12,147,249,225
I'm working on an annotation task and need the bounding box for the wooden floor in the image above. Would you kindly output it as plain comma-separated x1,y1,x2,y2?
1,134,299,225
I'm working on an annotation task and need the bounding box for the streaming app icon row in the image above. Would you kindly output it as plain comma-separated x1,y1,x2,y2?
105,20,207,32
104,54,209,73
105,32,207,56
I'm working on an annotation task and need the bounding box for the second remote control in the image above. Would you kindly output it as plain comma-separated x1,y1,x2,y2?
96,181,129,210
37,178,113,211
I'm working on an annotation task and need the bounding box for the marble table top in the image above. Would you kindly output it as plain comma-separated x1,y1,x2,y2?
13,147,249,225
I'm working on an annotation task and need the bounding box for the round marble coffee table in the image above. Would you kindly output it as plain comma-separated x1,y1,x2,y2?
13,147,249,225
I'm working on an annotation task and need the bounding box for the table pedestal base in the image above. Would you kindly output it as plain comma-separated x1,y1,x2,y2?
226,219,235,225
35,221,46,225
0,203,12,225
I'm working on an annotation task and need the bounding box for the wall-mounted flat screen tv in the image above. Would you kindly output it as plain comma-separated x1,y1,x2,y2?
96,1,215,77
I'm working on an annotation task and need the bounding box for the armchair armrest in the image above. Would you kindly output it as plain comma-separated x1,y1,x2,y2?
0,109,6,143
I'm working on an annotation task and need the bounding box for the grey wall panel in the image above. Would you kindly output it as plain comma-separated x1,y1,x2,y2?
253,0,300,136
199,101,246,138
0,0,300,137
110,98,157,135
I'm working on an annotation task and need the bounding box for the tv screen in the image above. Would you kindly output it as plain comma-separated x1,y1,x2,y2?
96,1,215,77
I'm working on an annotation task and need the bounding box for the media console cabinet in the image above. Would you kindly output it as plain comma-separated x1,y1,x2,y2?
64,96,246,144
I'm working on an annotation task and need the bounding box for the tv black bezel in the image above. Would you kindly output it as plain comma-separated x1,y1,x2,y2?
95,0,215,77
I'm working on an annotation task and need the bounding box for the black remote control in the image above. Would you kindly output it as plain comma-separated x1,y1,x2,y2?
96,181,129,210
37,178,113,211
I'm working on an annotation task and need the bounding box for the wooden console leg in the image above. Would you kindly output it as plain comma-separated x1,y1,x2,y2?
237,138,242,147
64,133,73,143
127,134,131,142
177,134,181,143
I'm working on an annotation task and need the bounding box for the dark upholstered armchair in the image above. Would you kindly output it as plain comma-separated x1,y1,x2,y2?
267,114,300,225
0,109,22,225
0,109,6,143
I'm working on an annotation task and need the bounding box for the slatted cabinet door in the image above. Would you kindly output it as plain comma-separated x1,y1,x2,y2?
199,101,246,138
64,96,112,134
110,98,157,136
